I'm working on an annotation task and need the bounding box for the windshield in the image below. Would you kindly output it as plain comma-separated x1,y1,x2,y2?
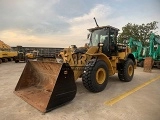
89,29,108,46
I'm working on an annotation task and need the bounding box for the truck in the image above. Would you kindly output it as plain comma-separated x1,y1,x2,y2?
0,40,17,64
14,46,39,63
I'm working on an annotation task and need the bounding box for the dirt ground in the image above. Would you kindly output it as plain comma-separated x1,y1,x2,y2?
0,62,160,120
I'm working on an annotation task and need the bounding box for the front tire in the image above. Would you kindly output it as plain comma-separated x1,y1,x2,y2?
15,60,19,63
3,58,8,62
82,59,109,93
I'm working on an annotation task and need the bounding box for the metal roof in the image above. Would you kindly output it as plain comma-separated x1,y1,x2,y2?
88,25,119,32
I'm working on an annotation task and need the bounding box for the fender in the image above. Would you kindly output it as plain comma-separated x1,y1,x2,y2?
86,53,115,76
125,53,136,64
125,53,137,68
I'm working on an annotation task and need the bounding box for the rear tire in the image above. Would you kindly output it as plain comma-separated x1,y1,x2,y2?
3,58,8,62
10,58,13,61
157,64,160,69
15,60,19,63
82,59,109,93
0,59,2,64
118,69,124,81
118,58,134,82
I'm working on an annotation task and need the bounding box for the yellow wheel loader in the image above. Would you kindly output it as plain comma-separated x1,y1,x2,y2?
15,46,39,63
14,19,136,112
0,40,17,63
25,50,39,59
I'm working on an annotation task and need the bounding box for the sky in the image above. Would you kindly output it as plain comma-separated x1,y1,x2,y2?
0,0,160,48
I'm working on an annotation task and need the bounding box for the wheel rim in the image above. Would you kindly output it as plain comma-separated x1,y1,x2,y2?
96,68,106,84
128,65,133,76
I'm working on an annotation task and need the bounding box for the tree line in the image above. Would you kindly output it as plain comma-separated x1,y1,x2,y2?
118,21,159,46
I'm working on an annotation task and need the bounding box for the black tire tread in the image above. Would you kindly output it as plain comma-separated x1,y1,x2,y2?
82,59,96,92
118,58,134,82
82,59,108,93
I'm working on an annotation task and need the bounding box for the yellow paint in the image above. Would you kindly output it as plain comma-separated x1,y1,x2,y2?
118,52,126,59
128,65,133,76
96,68,106,84
105,75,160,106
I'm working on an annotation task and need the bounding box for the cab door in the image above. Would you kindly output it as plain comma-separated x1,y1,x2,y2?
101,29,110,56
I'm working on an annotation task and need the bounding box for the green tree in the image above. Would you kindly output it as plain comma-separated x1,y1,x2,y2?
118,21,158,45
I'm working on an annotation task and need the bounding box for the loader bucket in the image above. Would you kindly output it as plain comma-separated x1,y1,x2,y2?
14,61,77,113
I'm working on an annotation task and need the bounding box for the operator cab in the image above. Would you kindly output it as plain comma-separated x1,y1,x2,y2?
88,25,119,57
